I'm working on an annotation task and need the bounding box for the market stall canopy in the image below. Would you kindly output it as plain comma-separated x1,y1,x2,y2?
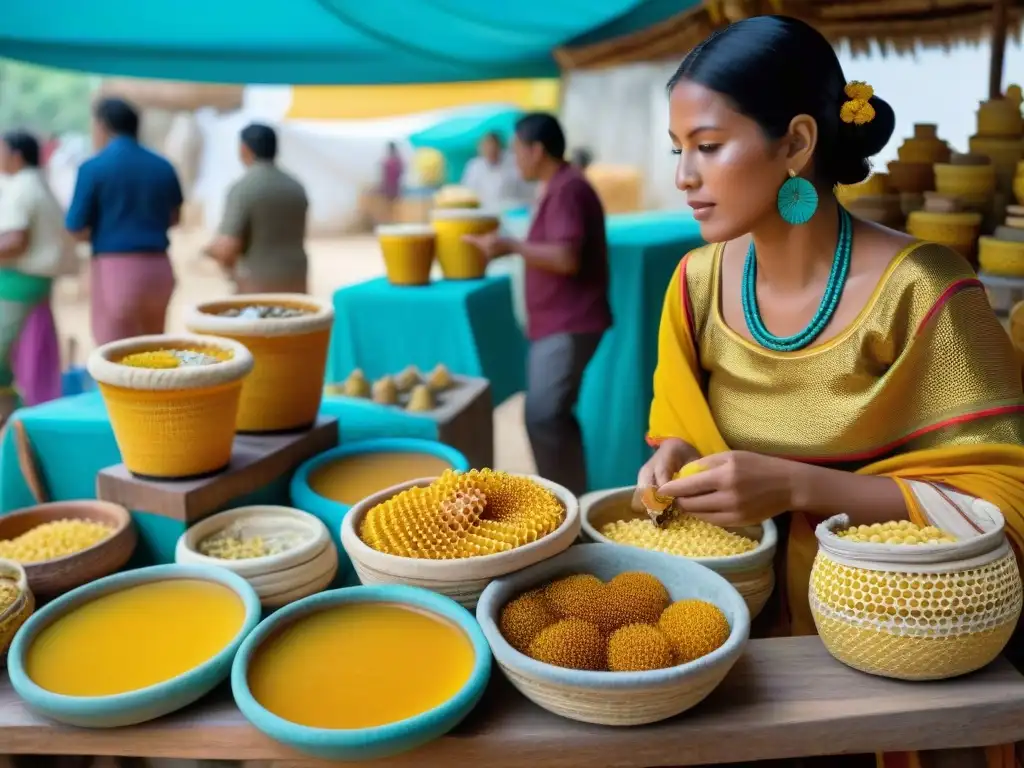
557,0,1024,69
0,0,694,85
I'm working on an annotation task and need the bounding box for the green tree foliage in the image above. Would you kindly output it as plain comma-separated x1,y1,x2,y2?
0,59,98,136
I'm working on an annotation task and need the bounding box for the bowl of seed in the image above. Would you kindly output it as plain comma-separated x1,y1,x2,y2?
87,334,254,480
175,505,338,608
0,500,136,599
0,558,32,666
184,294,334,434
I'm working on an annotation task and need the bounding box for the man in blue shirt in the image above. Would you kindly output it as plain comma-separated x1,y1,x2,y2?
66,98,183,345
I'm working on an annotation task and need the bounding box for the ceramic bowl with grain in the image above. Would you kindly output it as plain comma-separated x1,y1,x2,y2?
0,500,137,599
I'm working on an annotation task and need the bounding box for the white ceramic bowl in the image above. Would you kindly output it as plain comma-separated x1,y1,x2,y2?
341,474,580,609
175,505,338,608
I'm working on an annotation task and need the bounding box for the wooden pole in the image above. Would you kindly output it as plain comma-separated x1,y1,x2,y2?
989,0,1010,98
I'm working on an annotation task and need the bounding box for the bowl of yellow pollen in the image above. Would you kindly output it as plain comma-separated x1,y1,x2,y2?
340,468,580,610
580,479,777,618
476,542,750,726
0,500,136,599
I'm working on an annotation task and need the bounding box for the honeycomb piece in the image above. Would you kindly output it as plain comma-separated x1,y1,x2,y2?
406,384,435,412
528,619,606,671
601,511,757,558
607,572,670,626
394,365,421,393
837,520,957,545
659,599,731,664
342,369,371,398
372,376,399,405
607,624,676,672
358,469,566,560
499,589,557,654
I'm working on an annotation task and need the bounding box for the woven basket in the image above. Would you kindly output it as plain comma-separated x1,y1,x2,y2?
810,512,1022,681
906,211,982,254
88,334,254,479
340,475,580,609
185,294,333,434
579,487,776,618
0,559,33,668
375,224,436,286
979,236,1024,277
934,163,997,205
475,543,750,726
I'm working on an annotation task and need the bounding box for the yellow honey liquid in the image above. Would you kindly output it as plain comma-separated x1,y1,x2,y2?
248,602,475,729
308,452,452,506
26,579,246,696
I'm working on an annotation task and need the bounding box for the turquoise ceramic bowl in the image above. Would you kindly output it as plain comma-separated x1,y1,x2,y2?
231,584,492,761
8,564,261,728
289,438,470,584
476,543,750,725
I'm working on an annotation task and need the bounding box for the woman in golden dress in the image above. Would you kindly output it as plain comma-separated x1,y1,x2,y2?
640,16,1024,768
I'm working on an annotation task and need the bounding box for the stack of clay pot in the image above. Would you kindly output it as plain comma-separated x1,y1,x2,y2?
979,203,1024,277
840,173,903,227
968,90,1023,197
933,152,997,219
1013,160,1024,210
906,192,983,265
881,124,953,227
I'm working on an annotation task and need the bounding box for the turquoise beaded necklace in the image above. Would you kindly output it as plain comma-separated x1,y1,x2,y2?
741,206,852,352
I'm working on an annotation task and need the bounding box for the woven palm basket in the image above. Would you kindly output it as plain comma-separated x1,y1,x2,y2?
87,334,254,479
810,510,1022,682
185,294,334,434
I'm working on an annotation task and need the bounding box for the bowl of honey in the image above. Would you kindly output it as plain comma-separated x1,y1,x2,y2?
231,584,492,761
7,564,261,728
290,438,471,582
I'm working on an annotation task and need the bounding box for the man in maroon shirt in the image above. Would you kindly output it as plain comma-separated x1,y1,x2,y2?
464,113,611,495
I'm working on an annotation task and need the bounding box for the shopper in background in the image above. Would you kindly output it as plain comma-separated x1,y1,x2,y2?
205,123,309,294
66,97,182,345
461,131,534,211
0,130,74,420
379,141,405,223
463,112,611,496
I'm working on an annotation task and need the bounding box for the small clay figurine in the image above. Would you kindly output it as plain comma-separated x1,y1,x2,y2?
342,369,372,398
426,363,453,391
395,365,421,393
406,384,435,412
372,376,399,405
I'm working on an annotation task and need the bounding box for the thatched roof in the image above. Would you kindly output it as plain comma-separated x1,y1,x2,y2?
555,0,1024,70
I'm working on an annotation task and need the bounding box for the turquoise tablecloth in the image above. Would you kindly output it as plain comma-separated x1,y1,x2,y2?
0,392,445,564
327,274,526,406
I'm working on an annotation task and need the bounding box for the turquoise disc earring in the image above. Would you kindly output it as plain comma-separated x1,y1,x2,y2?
777,169,818,225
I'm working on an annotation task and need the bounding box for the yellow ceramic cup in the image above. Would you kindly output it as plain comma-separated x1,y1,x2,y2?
376,224,436,286
430,209,500,280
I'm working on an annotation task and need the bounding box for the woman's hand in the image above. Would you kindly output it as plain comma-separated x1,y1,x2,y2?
656,450,801,528
638,438,699,488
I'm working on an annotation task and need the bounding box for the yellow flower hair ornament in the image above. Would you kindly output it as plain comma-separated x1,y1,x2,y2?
840,80,876,126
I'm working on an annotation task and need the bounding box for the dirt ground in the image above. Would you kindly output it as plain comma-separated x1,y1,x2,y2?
52,227,536,475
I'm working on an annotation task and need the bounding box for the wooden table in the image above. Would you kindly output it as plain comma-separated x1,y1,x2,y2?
3,637,1024,766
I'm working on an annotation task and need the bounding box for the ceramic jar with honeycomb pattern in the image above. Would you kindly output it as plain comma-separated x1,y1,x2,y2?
0,559,33,668
810,513,1022,681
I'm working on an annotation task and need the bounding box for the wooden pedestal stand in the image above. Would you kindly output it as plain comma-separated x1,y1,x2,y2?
95,418,339,562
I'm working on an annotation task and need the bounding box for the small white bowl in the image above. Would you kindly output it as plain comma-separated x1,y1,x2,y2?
175,505,338,607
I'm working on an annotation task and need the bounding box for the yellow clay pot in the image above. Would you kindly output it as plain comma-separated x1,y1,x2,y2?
905,211,982,251
185,296,334,434
376,224,436,286
977,98,1024,138
430,209,499,280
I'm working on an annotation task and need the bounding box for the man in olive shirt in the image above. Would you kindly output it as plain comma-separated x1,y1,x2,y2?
205,123,309,293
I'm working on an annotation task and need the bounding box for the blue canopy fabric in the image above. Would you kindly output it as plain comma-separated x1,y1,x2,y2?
409,107,524,183
0,0,694,84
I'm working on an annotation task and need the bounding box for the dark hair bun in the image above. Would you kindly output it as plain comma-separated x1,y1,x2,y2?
832,95,896,185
